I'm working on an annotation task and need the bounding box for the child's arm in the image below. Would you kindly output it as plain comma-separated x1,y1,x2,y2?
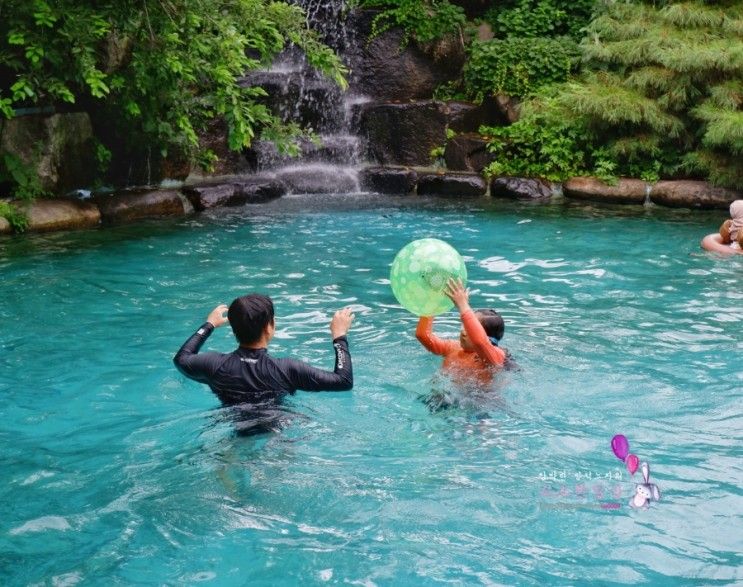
416,317,458,356
445,279,506,367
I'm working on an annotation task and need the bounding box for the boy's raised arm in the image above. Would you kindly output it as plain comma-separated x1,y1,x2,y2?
445,278,505,367
416,316,456,356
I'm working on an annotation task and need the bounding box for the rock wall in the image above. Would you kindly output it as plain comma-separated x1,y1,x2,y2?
0,112,96,194
1,174,741,237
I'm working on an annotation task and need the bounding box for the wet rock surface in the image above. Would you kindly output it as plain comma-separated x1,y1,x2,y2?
183,178,287,210
346,11,464,102
417,172,487,197
444,134,493,172
491,177,554,200
650,180,740,209
273,165,360,194
564,177,649,205
95,189,193,224
359,101,448,166
14,198,100,233
359,167,417,194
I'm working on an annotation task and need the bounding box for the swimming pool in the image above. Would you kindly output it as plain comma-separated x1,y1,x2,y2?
1,194,741,585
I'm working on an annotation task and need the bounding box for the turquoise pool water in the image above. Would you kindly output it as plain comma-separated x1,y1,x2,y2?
1,194,741,585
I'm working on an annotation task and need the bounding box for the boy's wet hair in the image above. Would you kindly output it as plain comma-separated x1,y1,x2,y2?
475,309,505,341
228,294,274,344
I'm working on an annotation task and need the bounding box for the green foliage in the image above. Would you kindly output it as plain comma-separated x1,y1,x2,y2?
432,79,468,102
464,37,579,100
477,0,743,188
552,0,743,188
430,145,445,159
557,73,685,137
0,152,41,231
479,89,670,183
480,98,589,182
0,0,347,191
458,1,594,101
94,141,112,175
0,153,46,200
429,128,455,164
359,0,466,44
0,200,28,232
484,0,596,41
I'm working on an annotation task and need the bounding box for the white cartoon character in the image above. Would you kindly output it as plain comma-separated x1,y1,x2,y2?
630,462,661,508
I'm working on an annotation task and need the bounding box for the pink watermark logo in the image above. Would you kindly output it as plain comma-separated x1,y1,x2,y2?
611,434,661,509
538,469,624,510
538,435,661,511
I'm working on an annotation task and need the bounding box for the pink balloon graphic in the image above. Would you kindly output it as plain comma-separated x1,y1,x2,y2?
626,454,639,475
611,434,629,461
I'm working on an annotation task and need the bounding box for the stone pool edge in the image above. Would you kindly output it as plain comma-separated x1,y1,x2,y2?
1,172,741,236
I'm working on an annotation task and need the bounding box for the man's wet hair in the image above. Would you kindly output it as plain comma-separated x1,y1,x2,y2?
475,309,505,341
228,294,274,345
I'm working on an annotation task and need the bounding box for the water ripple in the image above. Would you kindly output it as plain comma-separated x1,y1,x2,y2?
0,198,740,585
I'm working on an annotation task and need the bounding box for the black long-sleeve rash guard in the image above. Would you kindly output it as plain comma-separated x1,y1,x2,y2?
173,323,353,406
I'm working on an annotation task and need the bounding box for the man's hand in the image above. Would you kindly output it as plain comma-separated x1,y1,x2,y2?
444,278,471,313
206,304,229,328
330,307,355,339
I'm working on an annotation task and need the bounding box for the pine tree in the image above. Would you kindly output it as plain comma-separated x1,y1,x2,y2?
554,1,743,186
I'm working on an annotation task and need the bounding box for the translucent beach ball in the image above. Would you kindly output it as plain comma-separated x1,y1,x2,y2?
390,238,467,316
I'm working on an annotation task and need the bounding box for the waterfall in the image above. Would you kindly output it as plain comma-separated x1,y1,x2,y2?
239,0,367,193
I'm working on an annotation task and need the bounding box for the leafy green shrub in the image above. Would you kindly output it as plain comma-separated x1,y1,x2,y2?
464,37,579,100
481,84,685,184
0,153,46,201
0,0,347,192
0,200,28,232
480,100,589,182
432,79,468,102
484,0,596,41
0,152,49,231
359,0,466,44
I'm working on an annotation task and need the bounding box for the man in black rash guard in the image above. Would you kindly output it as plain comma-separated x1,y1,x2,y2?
173,294,354,409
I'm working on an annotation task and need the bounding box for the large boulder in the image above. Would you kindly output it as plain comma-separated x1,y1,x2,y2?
360,101,448,166
359,166,417,194
183,178,286,210
346,10,465,101
491,177,553,200
14,198,100,233
446,100,505,133
444,133,493,172
0,215,10,235
273,165,360,193
417,172,487,197
493,94,521,125
563,177,648,204
94,189,193,224
0,112,96,193
650,180,740,209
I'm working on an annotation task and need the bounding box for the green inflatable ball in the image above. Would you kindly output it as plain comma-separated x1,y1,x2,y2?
390,238,467,316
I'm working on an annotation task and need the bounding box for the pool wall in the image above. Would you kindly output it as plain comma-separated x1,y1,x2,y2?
1,174,740,236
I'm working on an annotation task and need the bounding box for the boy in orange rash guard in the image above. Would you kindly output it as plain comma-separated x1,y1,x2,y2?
416,278,506,382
